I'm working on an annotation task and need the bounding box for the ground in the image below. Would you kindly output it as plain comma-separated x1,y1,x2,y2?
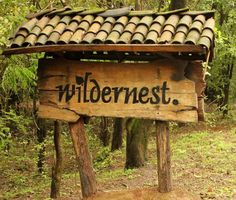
0,114,236,200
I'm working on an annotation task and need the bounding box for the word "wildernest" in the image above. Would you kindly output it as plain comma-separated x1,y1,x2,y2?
56,72,179,105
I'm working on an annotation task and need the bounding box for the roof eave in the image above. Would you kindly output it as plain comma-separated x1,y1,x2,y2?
2,44,206,56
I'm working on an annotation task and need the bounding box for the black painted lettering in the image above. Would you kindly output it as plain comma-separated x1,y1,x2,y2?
83,72,92,103
102,87,112,103
139,87,150,104
90,78,100,103
76,86,81,103
161,81,171,104
172,99,179,105
76,75,84,85
150,86,161,104
56,84,75,102
75,76,84,103
56,73,177,106
124,87,139,104
112,87,124,103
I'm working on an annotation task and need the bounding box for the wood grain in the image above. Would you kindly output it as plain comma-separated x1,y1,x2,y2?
69,118,97,198
3,44,206,55
156,121,172,193
38,58,198,122
38,105,80,122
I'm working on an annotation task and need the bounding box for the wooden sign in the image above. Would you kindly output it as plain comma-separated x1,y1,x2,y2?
38,58,198,122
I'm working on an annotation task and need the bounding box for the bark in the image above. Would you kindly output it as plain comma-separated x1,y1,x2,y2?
169,0,187,124
32,0,41,9
111,118,123,151
135,0,141,10
37,118,46,174
222,58,234,116
169,0,186,10
99,117,110,146
50,121,63,199
69,118,97,198
156,121,172,193
106,0,112,8
125,119,152,169
33,86,46,174
158,0,165,11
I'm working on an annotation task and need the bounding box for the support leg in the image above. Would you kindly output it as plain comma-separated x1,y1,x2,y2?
69,117,97,198
156,120,172,193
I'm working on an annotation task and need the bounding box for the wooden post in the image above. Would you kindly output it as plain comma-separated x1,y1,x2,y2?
50,121,63,198
69,117,97,198
156,121,172,193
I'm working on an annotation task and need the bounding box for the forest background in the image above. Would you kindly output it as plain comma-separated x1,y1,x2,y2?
0,0,235,199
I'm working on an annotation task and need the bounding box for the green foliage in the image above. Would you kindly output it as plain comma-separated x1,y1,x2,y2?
97,168,138,181
0,0,35,47
93,147,123,169
194,0,236,107
2,56,37,96
94,147,111,169
171,127,236,199
0,109,31,150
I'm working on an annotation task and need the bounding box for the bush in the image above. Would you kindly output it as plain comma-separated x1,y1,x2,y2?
0,109,31,150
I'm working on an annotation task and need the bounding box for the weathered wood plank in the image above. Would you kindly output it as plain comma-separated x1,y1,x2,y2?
3,44,206,55
185,61,206,121
37,58,198,122
38,105,80,122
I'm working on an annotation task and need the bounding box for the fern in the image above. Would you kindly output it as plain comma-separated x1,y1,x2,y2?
1,56,37,96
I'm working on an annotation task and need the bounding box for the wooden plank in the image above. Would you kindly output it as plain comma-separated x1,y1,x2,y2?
3,44,206,55
156,121,172,193
69,118,97,198
185,61,206,121
38,105,80,122
37,58,198,122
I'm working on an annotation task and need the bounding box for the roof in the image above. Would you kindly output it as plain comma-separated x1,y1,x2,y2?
3,7,215,59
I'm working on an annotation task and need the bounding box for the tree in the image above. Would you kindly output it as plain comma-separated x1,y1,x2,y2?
195,0,236,116
111,118,123,151
125,119,152,169
169,0,187,10
124,0,154,169
99,117,111,146
50,121,63,198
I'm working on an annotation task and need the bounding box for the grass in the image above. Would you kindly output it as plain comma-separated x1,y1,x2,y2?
97,168,139,181
0,116,236,199
170,127,236,200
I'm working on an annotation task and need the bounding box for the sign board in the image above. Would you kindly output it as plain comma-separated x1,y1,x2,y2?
38,58,198,122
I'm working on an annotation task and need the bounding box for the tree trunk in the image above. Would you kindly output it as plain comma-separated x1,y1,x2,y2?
37,118,46,174
111,118,123,151
32,0,41,9
106,0,112,8
156,121,172,193
69,117,97,198
135,0,141,10
170,0,187,125
169,0,187,10
50,121,63,199
125,119,151,169
222,58,234,116
158,0,165,11
99,117,110,146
